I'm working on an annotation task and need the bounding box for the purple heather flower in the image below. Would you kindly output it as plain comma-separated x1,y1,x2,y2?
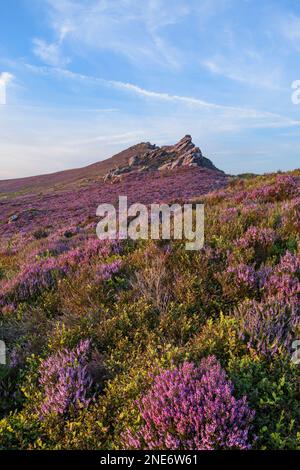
96,259,122,281
226,264,258,290
235,298,299,358
258,252,300,301
39,340,93,417
124,356,254,450
236,226,276,249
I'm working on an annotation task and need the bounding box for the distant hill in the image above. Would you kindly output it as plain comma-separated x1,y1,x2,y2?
0,142,153,195
0,136,223,195
0,135,228,240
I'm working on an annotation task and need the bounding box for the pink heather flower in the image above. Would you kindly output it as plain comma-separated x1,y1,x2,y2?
257,266,273,289
0,239,121,306
241,175,298,203
241,203,260,215
235,298,300,358
276,251,300,276
124,357,254,450
226,264,258,290
259,252,300,301
1,304,15,315
229,175,299,205
263,273,300,301
0,258,62,305
281,197,300,233
96,259,122,281
236,226,276,249
281,196,300,212
39,340,93,417
220,207,239,223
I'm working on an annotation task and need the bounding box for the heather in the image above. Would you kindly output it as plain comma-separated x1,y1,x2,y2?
0,168,299,450
235,299,299,359
124,357,254,450
39,340,93,417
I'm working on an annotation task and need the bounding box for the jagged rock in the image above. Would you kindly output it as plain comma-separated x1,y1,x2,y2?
103,135,222,181
128,155,139,166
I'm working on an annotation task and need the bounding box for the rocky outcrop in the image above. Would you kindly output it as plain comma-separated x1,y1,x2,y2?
103,135,222,181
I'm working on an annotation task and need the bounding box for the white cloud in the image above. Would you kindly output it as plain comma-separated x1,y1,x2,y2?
34,0,195,69
106,80,220,109
33,38,70,67
280,14,300,42
23,63,300,131
39,0,232,70
201,58,284,91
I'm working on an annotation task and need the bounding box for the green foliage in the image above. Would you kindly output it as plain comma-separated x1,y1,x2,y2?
228,356,300,450
1,170,299,449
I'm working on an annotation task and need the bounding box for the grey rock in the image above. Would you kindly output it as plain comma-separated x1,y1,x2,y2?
9,214,18,223
103,135,222,180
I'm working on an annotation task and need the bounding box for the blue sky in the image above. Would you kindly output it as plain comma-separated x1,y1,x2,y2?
1,0,300,178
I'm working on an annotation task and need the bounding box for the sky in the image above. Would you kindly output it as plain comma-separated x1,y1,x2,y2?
0,0,300,179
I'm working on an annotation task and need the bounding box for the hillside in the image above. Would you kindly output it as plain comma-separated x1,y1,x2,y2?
0,136,227,241
0,142,153,195
0,136,222,196
0,142,299,450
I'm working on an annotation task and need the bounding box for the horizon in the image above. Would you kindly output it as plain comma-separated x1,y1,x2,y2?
0,133,299,183
1,0,300,178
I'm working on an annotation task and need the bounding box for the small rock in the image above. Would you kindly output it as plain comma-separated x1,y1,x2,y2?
9,214,18,223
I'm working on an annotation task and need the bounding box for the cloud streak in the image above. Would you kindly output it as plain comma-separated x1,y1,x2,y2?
33,0,194,69
33,38,70,67
201,58,285,91
25,63,300,131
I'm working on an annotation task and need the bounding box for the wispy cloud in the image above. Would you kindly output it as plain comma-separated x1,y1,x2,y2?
39,0,235,70
25,63,300,130
280,14,300,42
201,56,285,92
33,38,70,67
2,97,300,179
33,0,192,69
33,0,289,90
33,21,72,66
0,72,14,104
106,80,219,109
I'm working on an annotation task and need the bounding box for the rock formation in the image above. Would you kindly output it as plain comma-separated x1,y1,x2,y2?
103,135,222,181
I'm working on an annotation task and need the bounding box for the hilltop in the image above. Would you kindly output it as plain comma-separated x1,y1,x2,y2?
103,135,222,181
0,136,227,240
0,136,223,195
